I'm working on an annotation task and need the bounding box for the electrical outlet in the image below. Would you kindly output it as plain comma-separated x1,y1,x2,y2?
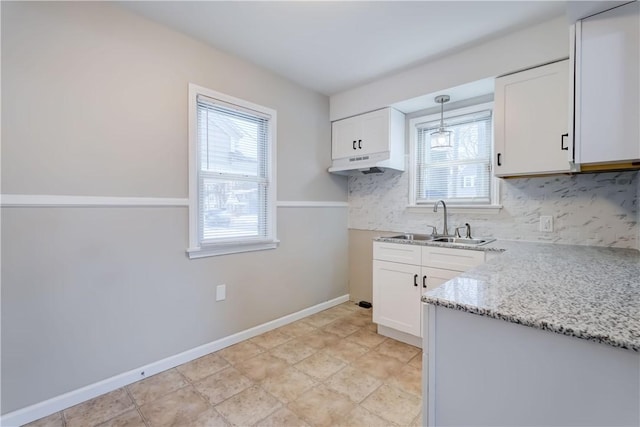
216,284,226,301
540,216,553,232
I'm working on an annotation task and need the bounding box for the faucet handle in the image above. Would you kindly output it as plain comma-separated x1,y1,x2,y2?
426,225,438,235
454,223,472,238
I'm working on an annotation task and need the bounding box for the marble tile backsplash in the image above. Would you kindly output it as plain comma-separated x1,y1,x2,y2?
348,170,639,249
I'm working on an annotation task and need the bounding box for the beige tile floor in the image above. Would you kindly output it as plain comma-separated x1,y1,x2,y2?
25,302,423,427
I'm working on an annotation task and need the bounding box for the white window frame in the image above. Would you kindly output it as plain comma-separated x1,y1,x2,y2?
187,84,278,258
408,102,501,214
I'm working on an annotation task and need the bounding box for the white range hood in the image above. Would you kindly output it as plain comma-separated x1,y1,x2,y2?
328,151,404,175
328,107,405,175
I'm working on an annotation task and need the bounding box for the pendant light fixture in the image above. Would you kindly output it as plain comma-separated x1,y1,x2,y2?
431,95,452,150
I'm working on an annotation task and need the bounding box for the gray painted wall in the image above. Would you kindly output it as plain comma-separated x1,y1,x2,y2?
1,2,348,413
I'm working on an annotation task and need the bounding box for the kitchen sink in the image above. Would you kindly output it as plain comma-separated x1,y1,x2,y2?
388,233,436,241
432,237,495,245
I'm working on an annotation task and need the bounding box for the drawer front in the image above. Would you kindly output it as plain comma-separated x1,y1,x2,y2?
422,246,485,271
373,242,421,264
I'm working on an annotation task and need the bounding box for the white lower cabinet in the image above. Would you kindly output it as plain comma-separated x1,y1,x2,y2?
372,242,486,346
372,260,422,337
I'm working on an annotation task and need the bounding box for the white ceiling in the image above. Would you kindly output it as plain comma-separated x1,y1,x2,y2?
121,1,567,96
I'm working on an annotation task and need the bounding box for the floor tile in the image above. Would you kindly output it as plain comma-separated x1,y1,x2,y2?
408,352,423,369
176,353,229,382
139,386,210,426
411,409,424,427
276,321,317,337
324,366,382,403
301,310,345,328
38,304,424,427
188,408,230,427
341,312,373,328
96,409,145,427
361,384,422,426
347,329,386,348
336,405,394,427
294,351,346,381
269,338,318,364
322,318,362,337
249,329,293,349
295,330,340,350
215,385,281,426
375,339,421,363
255,407,309,427
322,339,369,364
261,366,316,403
386,363,422,397
217,340,265,365
234,353,288,382
64,388,134,427
351,351,404,380
127,369,188,406
288,385,356,427
23,412,64,427
336,301,361,312
193,366,253,405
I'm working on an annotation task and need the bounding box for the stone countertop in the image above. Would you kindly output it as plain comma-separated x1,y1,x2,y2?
376,234,640,352
415,240,640,352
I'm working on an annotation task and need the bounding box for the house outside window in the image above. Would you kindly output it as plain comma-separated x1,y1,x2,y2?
187,84,277,258
409,102,499,210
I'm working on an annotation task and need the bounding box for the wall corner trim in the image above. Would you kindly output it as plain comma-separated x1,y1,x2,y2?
0,294,350,426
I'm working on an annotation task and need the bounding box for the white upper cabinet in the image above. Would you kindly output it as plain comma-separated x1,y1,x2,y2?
573,1,640,167
329,107,405,173
493,60,571,177
332,108,390,159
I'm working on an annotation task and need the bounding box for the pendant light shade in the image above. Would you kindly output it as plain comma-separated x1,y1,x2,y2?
431,95,452,150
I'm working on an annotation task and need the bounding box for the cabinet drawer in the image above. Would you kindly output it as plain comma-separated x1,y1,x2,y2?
373,242,421,265
422,247,485,271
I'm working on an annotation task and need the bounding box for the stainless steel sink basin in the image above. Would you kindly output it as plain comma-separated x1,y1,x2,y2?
433,237,495,245
388,233,436,241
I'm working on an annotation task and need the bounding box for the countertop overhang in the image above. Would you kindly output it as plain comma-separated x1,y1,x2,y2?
376,236,640,352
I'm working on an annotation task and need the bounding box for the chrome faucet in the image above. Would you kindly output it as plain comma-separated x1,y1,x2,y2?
433,200,449,236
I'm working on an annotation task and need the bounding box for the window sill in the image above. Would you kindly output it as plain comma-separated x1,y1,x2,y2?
406,204,503,215
187,240,280,259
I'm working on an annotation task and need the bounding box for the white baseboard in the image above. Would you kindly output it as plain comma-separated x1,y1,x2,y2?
1,294,350,427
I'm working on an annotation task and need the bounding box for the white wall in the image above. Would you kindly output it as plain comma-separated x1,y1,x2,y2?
329,15,568,121
1,1,348,414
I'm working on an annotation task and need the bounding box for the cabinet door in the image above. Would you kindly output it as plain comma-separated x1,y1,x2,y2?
577,2,639,164
331,116,360,160
359,109,390,156
373,260,422,337
494,60,571,176
422,267,461,290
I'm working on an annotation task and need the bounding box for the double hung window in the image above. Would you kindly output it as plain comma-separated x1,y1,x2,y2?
410,103,498,208
187,84,277,258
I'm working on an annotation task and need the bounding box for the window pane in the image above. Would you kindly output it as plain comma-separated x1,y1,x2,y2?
200,177,267,241
197,97,269,178
415,108,492,204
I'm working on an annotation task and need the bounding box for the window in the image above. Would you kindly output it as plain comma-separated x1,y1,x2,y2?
187,84,277,258
409,102,499,209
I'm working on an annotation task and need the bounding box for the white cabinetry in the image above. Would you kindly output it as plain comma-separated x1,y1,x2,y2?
573,1,640,168
329,108,405,173
372,242,486,346
494,60,571,177
332,109,389,159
